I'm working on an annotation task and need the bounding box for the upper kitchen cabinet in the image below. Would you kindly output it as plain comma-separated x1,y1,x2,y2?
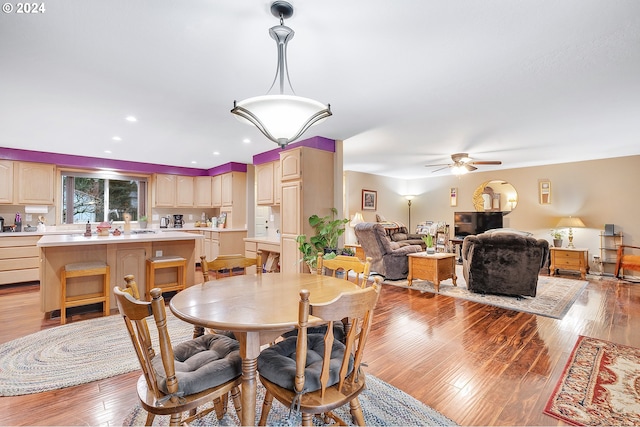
15,161,56,205
255,160,281,206
220,171,246,228
152,174,177,207
211,175,222,207
0,160,14,204
194,176,212,208
175,176,194,207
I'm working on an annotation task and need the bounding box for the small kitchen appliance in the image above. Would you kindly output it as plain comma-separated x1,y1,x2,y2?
160,216,171,228
173,214,184,228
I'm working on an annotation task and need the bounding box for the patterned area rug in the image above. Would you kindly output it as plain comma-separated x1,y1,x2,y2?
381,265,587,319
0,312,194,396
544,336,640,426
123,374,458,426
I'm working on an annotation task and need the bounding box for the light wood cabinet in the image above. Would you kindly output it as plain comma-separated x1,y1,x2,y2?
550,247,589,279
153,174,177,207
0,160,14,204
279,147,334,273
256,162,275,205
115,247,148,294
212,175,222,207
202,230,247,262
194,176,212,207
16,161,56,205
175,176,194,207
0,235,40,285
219,172,246,228
274,161,281,205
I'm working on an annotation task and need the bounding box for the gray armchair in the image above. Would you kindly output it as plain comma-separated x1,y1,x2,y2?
462,231,549,297
355,222,422,280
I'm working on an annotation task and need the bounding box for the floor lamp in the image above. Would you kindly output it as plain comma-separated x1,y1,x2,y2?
405,195,414,232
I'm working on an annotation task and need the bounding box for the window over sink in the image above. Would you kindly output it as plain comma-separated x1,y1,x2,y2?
61,171,147,224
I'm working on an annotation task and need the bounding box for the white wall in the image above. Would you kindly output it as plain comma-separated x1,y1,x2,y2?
345,155,640,273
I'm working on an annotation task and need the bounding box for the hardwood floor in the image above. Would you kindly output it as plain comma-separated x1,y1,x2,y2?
1,273,638,426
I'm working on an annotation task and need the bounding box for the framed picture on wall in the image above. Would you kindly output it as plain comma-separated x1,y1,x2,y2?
539,179,551,204
450,187,458,207
362,189,377,211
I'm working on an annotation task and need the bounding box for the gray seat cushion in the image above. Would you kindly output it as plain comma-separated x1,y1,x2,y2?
152,334,241,396
257,334,354,392
280,322,346,342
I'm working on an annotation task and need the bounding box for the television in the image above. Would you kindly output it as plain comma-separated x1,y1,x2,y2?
454,211,504,238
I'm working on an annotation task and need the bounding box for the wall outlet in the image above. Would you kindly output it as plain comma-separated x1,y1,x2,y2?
189,214,193,220
269,214,274,222
155,250,163,257
25,214,33,222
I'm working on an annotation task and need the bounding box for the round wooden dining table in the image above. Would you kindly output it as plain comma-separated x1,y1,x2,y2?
169,272,362,426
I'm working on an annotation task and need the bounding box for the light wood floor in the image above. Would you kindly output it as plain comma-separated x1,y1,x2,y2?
0,273,638,426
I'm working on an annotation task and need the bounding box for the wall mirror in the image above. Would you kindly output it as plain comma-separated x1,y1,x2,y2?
472,180,518,214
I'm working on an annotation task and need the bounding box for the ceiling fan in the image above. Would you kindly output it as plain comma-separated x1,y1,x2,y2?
425,153,502,175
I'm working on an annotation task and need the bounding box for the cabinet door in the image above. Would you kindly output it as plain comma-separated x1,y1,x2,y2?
281,182,301,236
0,160,13,204
194,176,212,207
281,236,302,274
154,174,176,207
221,173,233,206
212,175,222,207
176,176,194,207
280,148,302,181
116,248,147,299
274,161,281,205
16,162,55,205
256,162,274,205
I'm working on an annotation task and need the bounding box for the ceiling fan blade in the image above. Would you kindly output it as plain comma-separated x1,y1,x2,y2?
424,163,450,168
464,164,478,172
431,165,451,173
469,160,502,165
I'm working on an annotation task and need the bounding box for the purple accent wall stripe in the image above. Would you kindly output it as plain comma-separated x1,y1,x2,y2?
252,136,336,165
0,147,247,176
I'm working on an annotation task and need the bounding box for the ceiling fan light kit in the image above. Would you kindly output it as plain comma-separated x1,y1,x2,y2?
425,152,502,175
231,1,332,148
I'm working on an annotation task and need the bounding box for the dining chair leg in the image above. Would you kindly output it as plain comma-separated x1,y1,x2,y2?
302,412,313,426
349,397,365,425
144,412,155,426
169,412,182,426
230,386,242,419
258,391,273,426
213,396,225,420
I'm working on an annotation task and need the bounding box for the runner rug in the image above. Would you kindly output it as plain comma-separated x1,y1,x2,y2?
123,374,457,426
381,266,587,319
0,312,194,396
544,336,640,426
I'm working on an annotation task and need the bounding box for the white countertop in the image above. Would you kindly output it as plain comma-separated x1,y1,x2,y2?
37,231,203,247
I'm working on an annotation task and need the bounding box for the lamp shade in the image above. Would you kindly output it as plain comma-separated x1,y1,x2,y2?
556,216,586,228
350,212,365,227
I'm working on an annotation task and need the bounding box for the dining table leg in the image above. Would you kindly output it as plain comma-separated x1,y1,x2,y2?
237,331,262,426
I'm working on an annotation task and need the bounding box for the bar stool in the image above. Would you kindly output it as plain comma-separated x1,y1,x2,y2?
60,261,110,325
145,256,187,300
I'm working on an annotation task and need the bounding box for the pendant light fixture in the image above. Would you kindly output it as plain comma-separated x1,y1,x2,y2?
231,1,332,148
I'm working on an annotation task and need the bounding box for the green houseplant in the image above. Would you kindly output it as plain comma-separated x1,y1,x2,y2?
138,216,148,229
308,208,349,254
550,229,565,248
296,234,319,272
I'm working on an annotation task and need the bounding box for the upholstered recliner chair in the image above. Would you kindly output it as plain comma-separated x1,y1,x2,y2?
355,222,422,280
462,230,549,297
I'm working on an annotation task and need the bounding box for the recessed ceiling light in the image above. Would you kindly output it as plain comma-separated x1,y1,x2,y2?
104,150,112,154
191,161,197,164
213,151,220,155
243,138,251,143
112,136,122,141
125,116,137,122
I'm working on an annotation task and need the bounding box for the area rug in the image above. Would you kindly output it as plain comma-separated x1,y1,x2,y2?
123,374,458,426
0,312,194,396
543,336,640,426
381,266,587,319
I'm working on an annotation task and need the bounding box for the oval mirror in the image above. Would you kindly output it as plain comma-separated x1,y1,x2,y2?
472,180,518,213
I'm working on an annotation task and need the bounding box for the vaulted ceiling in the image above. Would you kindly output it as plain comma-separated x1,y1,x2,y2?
1,0,639,179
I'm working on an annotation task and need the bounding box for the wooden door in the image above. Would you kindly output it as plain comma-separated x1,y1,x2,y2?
0,160,13,204
16,162,55,205
176,176,194,207
194,176,212,207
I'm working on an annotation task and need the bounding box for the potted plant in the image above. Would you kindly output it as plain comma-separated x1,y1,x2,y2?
296,234,319,273
421,234,436,254
138,216,148,229
308,208,350,254
550,229,565,247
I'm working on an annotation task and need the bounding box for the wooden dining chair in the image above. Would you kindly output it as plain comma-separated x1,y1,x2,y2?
113,275,243,426
615,245,640,279
256,281,382,426
200,251,262,281
317,254,372,288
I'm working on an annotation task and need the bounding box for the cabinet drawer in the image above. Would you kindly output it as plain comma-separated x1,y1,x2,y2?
0,268,39,285
245,242,257,253
0,246,39,259
257,242,280,253
555,258,581,268
0,257,39,272
555,251,581,260
0,236,40,248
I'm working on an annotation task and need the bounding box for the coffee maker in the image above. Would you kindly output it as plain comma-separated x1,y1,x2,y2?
173,214,184,228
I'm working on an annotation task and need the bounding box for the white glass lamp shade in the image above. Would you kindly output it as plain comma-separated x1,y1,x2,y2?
233,95,331,148
350,212,365,227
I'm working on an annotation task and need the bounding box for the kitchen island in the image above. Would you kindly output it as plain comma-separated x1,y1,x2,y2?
37,231,203,317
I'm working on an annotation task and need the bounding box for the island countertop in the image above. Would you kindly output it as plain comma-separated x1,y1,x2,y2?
37,231,202,247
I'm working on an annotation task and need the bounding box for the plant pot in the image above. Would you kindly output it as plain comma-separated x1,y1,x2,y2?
553,239,563,248
139,221,148,229
426,247,436,254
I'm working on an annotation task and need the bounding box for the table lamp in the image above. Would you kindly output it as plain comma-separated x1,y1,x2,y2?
350,212,365,244
556,216,586,248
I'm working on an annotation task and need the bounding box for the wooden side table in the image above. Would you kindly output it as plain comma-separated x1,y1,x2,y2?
550,247,589,279
344,244,365,262
407,252,457,292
